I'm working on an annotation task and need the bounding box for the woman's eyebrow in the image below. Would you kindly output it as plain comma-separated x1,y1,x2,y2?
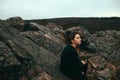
77,36,80,38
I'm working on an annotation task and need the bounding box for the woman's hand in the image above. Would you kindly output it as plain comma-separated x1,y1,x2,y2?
82,72,84,75
81,60,87,65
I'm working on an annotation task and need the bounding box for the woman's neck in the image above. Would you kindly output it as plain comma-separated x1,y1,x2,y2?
71,44,77,48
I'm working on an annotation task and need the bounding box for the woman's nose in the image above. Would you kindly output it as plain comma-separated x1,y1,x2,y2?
79,38,81,41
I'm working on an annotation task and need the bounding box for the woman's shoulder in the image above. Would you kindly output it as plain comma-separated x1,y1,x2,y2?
63,45,75,52
64,45,72,49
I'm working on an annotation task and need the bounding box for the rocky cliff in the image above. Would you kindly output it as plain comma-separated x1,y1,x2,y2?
0,17,120,80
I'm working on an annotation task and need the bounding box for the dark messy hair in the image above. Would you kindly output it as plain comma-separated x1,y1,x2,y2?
64,30,80,45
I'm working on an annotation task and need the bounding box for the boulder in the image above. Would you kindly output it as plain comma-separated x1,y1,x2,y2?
0,21,53,80
0,20,119,80
0,41,20,67
6,16,24,31
0,20,71,80
93,30,120,65
88,56,116,80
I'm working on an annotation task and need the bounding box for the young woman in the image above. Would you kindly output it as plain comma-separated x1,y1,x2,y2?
60,31,88,80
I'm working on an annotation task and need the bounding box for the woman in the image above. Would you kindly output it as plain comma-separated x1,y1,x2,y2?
60,31,88,80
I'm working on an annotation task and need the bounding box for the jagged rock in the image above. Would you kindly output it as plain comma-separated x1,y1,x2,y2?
46,23,63,30
93,30,120,65
29,22,64,40
0,41,20,67
21,22,65,54
0,19,119,80
88,56,107,69
0,21,53,80
24,22,39,31
93,30,120,80
27,66,52,80
6,16,24,31
116,65,120,80
46,23,65,40
0,65,23,80
88,56,116,80
0,20,71,80
96,68,112,80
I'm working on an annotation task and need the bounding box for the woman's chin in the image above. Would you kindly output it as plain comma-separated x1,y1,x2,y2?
79,42,81,45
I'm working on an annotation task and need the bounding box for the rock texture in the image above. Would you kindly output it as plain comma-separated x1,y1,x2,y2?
0,17,120,80
6,16,25,31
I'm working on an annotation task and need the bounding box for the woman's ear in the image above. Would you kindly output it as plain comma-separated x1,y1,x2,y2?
71,39,74,44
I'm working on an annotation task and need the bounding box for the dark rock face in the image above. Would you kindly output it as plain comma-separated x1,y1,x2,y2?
88,56,116,80
6,16,25,31
93,30,120,61
0,20,53,80
24,22,39,31
0,17,119,80
93,30,120,80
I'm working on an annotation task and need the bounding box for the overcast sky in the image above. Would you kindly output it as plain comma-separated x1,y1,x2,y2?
0,0,120,20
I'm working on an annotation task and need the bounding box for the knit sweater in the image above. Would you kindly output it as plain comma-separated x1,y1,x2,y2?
60,45,84,77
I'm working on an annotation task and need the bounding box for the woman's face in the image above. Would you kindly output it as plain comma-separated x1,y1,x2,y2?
72,34,81,45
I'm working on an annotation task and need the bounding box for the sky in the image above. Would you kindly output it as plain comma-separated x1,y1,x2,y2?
0,0,120,20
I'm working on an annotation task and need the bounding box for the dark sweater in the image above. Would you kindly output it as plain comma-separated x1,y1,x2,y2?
60,45,84,78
